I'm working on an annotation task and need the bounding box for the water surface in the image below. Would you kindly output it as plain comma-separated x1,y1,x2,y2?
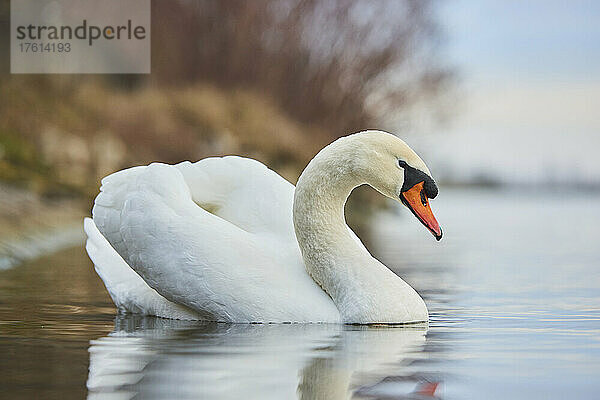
1,188,599,399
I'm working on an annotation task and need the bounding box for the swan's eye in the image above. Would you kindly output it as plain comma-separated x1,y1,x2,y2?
398,160,408,169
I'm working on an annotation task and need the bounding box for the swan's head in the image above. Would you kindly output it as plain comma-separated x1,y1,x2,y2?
351,130,442,241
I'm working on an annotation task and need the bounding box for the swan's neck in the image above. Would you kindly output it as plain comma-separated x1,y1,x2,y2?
293,140,428,323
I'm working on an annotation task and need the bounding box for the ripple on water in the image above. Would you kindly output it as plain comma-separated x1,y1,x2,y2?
1,189,600,399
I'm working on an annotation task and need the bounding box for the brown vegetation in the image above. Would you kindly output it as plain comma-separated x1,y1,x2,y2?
0,0,452,235
152,0,451,136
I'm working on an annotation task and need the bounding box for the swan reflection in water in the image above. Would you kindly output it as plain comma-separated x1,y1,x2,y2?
87,315,442,399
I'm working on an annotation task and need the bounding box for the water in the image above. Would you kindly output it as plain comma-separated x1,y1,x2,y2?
1,188,599,399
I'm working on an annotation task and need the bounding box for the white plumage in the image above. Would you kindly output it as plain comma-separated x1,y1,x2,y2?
89,156,340,322
86,131,436,323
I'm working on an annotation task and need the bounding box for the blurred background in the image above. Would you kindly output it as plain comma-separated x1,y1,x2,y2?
0,0,598,251
1,1,600,399
0,0,456,249
1,0,598,243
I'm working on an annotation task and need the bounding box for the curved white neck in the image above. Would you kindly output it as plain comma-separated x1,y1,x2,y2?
293,139,428,323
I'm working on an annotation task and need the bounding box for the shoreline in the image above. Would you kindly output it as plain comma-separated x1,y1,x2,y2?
0,224,84,270
0,182,87,269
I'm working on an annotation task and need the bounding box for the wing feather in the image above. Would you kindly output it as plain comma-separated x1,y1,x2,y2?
88,157,341,322
84,217,201,320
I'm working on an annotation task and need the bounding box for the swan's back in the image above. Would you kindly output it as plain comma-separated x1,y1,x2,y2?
176,157,296,236
90,156,340,323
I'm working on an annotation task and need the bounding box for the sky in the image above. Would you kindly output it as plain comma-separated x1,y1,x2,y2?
408,0,600,185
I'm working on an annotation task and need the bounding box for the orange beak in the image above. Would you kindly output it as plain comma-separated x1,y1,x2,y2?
401,181,442,241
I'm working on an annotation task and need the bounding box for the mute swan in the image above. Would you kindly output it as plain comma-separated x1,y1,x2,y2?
85,130,442,324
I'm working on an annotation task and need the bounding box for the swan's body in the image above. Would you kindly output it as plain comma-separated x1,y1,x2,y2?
85,130,441,323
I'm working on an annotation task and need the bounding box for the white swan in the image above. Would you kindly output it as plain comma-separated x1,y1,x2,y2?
84,130,442,324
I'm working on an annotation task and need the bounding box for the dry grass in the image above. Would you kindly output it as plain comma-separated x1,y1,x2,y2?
0,77,330,194
0,76,386,235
